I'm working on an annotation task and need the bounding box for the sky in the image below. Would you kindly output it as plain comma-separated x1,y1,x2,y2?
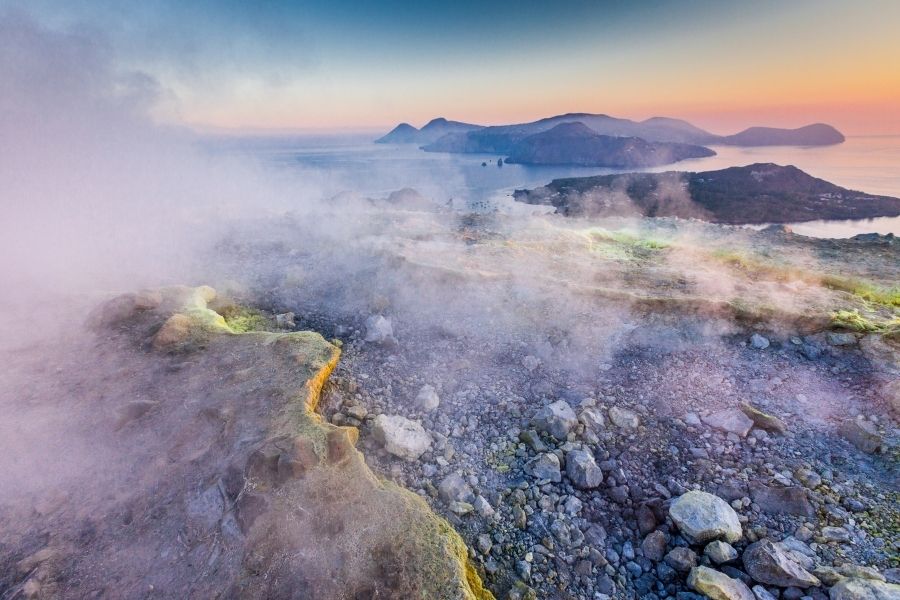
3,0,900,135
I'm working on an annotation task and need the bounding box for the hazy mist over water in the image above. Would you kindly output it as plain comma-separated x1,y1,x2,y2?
215,134,900,237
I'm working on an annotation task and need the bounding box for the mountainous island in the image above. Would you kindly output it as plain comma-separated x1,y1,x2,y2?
375,117,481,145
513,163,900,224
503,122,715,168
376,113,845,168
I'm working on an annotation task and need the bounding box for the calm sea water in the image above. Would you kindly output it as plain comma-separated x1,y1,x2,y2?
222,134,900,238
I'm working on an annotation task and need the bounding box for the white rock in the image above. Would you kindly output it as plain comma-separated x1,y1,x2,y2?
609,406,640,429
703,409,754,437
372,414,431,461
670,490,743,544
364,315,394,343
415,384,440,412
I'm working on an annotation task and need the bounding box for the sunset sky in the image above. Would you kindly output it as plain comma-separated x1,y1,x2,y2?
5,0,900,134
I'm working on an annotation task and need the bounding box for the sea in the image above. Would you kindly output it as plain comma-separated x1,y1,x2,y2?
217,134,900,238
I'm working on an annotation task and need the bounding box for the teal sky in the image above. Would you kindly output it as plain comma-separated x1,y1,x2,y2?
3,1,899,133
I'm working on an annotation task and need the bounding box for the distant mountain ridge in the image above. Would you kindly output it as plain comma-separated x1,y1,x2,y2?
376,112,846,151
720,123,845,146
375,117,481,144
513,163,900,224
503,122,716,168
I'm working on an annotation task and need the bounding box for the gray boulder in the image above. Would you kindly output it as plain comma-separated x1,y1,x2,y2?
565,449,603,489
609,406,640,429
666,547,698,572
749,483,815,517
438,472,474,503
531,400,578,439
415,384,440,412
526,452,561,483
839,418,884,453
364,315,395,343
829,578,900,600
703,409,754,437
706,540,739,564
670,490,743,544
750,334,770,349
642,530,668,562
742,539,820,588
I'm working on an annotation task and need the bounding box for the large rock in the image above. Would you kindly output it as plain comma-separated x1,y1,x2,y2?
688,566,755,600
531,400,577,439
372,414,432,461
749,483,815,517
565,449,603,489
705,541,739,564
364,314,395,344
438,473,475,504
642,530,668,562
526,453,561,483
669,490,743,544
742,539,820,588
703,409,754,437
415,384,440,412
740,403,786,434
609,406,640,429
829,578,900,600
839,418,884,454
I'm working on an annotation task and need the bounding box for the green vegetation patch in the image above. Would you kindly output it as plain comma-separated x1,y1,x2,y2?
830,309,900,333
821,275,900,308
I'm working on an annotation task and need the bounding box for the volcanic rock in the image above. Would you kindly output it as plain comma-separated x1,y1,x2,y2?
742,539,820,588
749,483,815,517
670,490,743,544
438,472,475,504
372,414,432,460
740,403,787,434
703,409,754,437
415,384,440,412
609,406,640,429
839,418,884,453
364,314,395,344
665,547,698,572
531,400,578,439
642,530,668,562
565,449,603,489
688,566,755,600
526,452,562,483
706,541,739,564
829,578,900,600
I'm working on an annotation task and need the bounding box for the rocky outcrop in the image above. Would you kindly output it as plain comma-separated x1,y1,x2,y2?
513,164,900,224
79,286,495,600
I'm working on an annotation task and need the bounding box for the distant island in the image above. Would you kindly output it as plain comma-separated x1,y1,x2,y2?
513,163,900,224
375,117,481,144
503,122,715,168
375,112,845,169
719,123,845,146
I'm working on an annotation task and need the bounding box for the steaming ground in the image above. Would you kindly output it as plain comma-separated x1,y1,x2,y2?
2,15,899,600
200,202,898,598
1,187,899,599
